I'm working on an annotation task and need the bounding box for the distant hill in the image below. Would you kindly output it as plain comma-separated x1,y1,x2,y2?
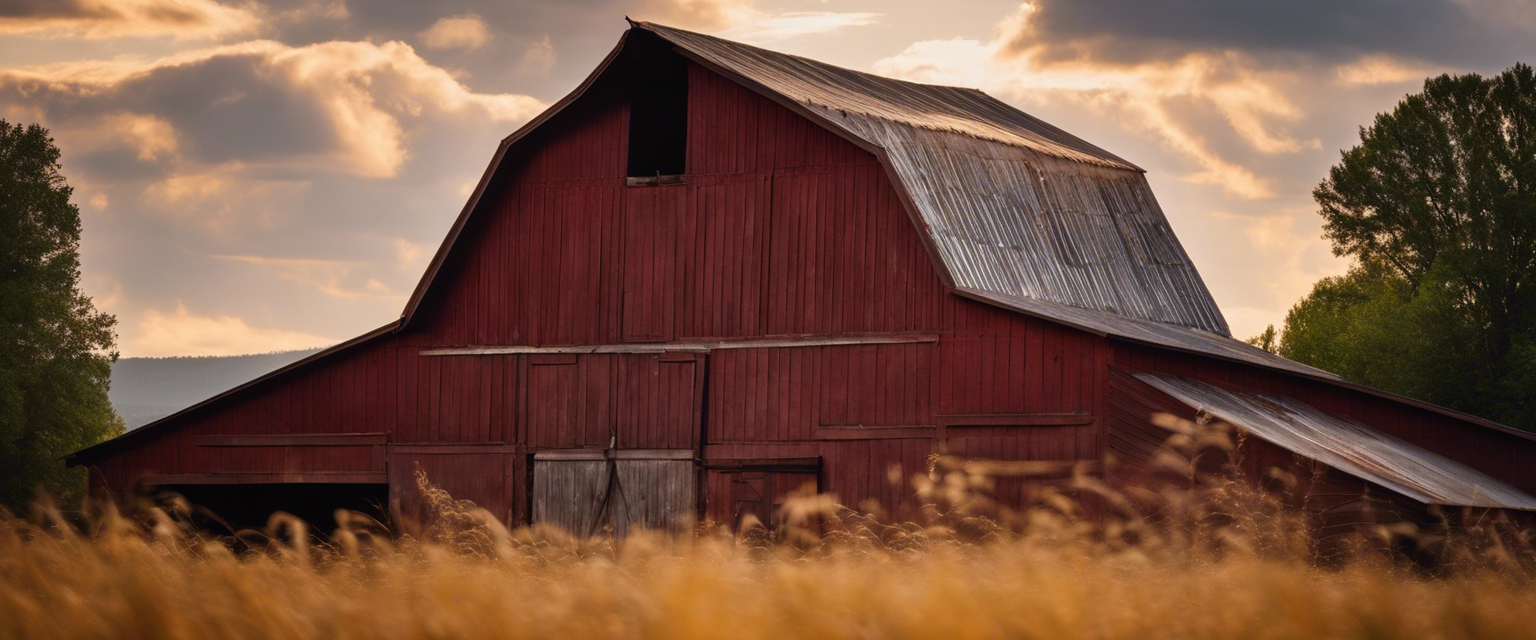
109,348,327,429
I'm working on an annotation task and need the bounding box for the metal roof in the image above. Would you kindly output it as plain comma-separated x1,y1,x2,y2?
638,22,1231,336
1135,372,1536,511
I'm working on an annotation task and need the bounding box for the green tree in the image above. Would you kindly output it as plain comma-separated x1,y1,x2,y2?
1277,63,1536,429
0,121,122,511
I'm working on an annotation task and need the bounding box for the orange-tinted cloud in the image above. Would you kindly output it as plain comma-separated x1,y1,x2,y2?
419,14,492,51
0,0,259,39
130,301,334,357
1,39,546,181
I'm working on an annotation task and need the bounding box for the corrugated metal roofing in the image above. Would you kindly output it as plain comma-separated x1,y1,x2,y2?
1136,372,1536,511
638,22,1231,336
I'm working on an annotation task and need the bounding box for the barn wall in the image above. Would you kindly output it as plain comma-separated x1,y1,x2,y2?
405,61,948,347
1113,343,1536,495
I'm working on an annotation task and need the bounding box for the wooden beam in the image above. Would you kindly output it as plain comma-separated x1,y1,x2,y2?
704,457,822,471
814,426,937,440
138,472,387,485
195,433,388,447
533,448,696,461
936,413,1095,427
390,444,522,455
420,333,939,356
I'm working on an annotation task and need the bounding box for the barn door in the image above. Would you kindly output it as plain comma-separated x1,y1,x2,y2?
733,468,819,529
531,450,696,537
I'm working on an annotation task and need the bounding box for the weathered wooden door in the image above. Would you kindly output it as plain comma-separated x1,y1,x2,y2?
531,450,696,537
527,352,704,536
732,468,819,529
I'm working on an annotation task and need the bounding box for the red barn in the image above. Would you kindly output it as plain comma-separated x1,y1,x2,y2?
69,22,1536,536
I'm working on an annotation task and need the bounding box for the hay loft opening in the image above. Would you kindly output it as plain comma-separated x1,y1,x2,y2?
626,53,688,179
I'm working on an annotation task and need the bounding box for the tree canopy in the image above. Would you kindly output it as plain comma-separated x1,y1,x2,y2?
0,120,122,511
1270,63,1536,430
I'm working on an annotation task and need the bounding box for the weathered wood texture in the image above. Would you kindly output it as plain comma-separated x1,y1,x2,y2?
532,452,696,536
406,62,947,347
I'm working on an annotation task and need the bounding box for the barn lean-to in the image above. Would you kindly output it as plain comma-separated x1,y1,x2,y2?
69,22,1536,537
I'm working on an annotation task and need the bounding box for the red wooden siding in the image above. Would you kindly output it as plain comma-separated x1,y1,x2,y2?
524,354,610,449
389,446,523,528
616,353,703,449
686,62,868,175
409,61,947,347
622,184,684,341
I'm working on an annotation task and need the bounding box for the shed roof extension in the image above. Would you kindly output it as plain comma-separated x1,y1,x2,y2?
1136,372,1536,511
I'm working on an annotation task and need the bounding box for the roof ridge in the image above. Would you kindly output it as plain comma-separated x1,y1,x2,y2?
632,21,989,94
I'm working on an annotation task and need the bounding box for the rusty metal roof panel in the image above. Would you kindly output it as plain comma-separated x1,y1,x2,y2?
1135,373,1536,511
638,22,1231,336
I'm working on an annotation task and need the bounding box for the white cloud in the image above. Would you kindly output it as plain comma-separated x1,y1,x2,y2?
2,39,548,181
868,4,1325,200
130,301,333,357
0,0,260,40
214,254,404,300
634,0,879,43
419,14,492,51
518,35,556,74
139,162,309,232
717,12,881,43
392,238,426,273
1335,55,1439,87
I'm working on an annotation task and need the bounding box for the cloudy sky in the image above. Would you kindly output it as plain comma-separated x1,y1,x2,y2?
3,0,1532,356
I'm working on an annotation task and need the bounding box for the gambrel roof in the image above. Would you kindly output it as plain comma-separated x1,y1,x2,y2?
634,22,1231,336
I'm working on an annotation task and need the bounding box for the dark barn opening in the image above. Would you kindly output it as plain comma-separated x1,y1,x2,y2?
626,53,687,177
151,483,390,536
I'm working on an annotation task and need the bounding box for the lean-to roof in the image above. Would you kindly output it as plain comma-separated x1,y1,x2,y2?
1137,372,1536,511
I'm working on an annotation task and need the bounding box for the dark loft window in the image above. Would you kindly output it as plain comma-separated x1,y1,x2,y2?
626,58,687,178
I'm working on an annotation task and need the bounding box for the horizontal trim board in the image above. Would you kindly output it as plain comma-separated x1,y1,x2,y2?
196,433,388,447
815,426,937,440
390,444,521,455
625,175,686,186
704,457,822,471
534,448,696,461
937,413,1095,427
946,459,1102,476
421,333,939,356
139,472,388,485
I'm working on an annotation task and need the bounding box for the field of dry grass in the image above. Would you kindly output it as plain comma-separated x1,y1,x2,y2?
4,419,1536,639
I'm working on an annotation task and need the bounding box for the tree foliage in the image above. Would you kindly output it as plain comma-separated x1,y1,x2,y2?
0,121,122,510
1277,64,1536,429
